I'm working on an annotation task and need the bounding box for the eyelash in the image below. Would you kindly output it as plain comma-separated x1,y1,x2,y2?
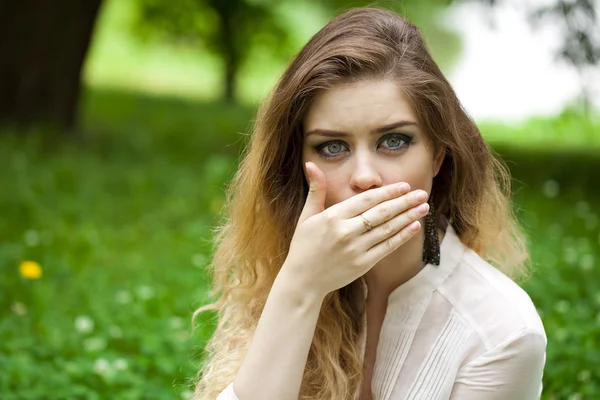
313,133,413,159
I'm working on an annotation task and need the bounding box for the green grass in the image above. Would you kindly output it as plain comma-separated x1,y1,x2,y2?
1,86,599,399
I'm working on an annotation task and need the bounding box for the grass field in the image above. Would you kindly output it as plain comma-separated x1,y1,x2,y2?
1,86,599,399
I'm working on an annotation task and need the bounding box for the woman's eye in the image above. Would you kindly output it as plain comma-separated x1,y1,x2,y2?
380,134,411,150
316,141,348,157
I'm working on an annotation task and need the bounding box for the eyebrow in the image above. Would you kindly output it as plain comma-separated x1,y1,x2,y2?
305,120,419,137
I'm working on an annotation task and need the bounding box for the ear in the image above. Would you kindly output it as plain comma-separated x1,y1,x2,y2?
433,145,446,177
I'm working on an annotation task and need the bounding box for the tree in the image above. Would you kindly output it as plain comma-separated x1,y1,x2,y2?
134,0,461,103
0,0,103,132
0,0,596,132
134,0,293,103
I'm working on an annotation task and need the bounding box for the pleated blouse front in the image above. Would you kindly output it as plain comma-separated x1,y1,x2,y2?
217,223,547,399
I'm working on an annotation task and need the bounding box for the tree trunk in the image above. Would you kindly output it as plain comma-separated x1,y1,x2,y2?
209,0,239,103
0,0,103,132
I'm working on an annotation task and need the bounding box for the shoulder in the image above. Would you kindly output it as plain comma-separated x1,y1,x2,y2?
438,244,546,352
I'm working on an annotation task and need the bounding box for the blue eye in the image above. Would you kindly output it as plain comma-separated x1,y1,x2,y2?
315,141,348,157
312,133,412,159
379,134,412,150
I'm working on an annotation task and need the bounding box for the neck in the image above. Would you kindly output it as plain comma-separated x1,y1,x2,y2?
363,225,444,304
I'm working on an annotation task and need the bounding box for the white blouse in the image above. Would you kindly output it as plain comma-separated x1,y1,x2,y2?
216,223,547,399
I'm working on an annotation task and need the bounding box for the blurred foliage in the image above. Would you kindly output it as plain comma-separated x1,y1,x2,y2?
1,85,599,398
130,0,462,102
133,0,294,102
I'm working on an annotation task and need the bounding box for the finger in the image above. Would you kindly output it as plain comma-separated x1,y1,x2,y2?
365,220,421,263
358,201,428,249
353,189,428,233
298,162,327,224
331,182,411,219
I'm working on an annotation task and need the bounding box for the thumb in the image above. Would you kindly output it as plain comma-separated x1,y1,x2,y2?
298,162,327,224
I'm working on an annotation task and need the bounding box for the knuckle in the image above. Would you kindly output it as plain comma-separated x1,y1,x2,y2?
378,206,389,219
381,222,393,235
401,195,411,210
396,227,408,243
345,247,360,268
337,226,352,242
386,237,395,253
362,194,373,207
324,210,337,224
387,185,397,197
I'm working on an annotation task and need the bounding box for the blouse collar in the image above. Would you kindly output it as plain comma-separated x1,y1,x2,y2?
359,220,465,310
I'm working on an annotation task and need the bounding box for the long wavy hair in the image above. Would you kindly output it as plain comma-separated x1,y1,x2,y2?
192,7,529,399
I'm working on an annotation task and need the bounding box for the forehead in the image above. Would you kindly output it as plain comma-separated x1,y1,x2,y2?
303,79,419,133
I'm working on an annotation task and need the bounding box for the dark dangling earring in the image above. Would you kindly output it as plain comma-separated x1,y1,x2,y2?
423,187,441,266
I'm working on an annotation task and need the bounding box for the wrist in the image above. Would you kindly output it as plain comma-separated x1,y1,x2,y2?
274,266,325,312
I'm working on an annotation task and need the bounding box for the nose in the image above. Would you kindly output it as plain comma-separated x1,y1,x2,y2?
349,151,382,192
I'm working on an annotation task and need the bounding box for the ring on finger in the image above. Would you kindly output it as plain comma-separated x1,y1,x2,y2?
361,214,373,232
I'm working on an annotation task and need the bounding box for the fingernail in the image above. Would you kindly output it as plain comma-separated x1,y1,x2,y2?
410,221,420,231
397,183,410,193
416,190,428,202
417,203,429,214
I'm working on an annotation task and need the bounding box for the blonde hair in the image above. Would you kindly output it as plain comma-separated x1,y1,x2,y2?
192,7,529,399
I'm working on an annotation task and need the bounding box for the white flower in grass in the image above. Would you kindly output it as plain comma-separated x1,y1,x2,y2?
180,391,193,400
136,285,155,300
579,254,594,271
115,290,132,304
555,328,568,342
563,247,577,265
577,370,591,382
114,358,128,371
554,300,570,314
93,358,110,375
542,180,559,198
24,230,40,247
75,316,94,334
65,362,79,375
109,325,123,339
169,316,184,330
192,253,208,268
11,301,27,316
83,337,107,352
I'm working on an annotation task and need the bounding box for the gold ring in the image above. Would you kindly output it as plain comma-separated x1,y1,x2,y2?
361,214,373,232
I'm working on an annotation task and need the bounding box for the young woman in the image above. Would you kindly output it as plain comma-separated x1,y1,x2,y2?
192,7,546,400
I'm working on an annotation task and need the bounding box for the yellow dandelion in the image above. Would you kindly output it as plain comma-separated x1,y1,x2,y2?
19,260,42,279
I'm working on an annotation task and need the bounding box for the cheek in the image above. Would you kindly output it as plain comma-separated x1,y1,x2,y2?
398,168,434,194
323,173,348,209
397,147,436,193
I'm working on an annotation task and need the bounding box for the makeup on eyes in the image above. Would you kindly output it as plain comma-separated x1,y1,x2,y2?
311,132,414,158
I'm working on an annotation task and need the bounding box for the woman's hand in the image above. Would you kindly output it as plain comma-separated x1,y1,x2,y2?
280,162,429,299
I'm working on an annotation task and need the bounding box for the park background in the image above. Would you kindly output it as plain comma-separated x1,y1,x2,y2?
1,0,599,398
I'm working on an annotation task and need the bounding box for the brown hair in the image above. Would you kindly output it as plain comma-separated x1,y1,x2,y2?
193,7,529,399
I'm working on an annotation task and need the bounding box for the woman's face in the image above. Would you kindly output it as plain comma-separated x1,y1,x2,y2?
302,78,444,209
